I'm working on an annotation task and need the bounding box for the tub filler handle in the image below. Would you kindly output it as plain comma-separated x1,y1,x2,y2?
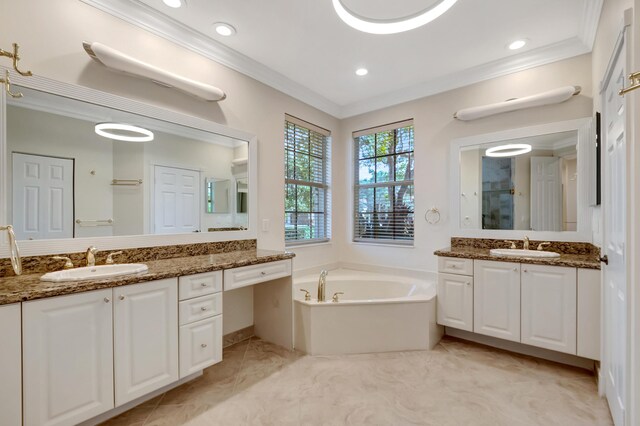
332,292,344,303
299,289,311,301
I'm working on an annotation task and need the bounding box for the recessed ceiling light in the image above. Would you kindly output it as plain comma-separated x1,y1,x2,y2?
485,144,532,157
95,123,154,142
162,0,183,8
332,0,458,35
214,22,237,36
356,68,368,76
508,39,528,50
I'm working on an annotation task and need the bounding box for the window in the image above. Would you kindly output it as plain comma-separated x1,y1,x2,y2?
353,120,414,244
284,115,331,245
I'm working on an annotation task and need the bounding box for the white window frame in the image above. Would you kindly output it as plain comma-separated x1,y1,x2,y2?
284,114,331,246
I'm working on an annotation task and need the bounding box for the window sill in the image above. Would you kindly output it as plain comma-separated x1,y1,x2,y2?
286,240,332,249
351,241,415,249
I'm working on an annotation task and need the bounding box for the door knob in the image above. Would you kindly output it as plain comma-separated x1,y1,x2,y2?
600,255,609,265
104,297,110,303
201,343,207,348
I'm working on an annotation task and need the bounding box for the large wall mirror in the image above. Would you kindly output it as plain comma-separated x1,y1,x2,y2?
0,72,257,256
450,118,595,241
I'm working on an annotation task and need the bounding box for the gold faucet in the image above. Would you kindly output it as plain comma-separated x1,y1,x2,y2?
523,236,530,250
317,270,329,302
86,246,98,266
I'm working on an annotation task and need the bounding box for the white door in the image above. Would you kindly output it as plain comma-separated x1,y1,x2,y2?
521,265,576,354
0,304,21,426
12,153,74,240
602,35,627,426
473,260,520,342
436,273,473,332
113,278,178,406
153,165,200,234
530,157,562,231
22,289,114,426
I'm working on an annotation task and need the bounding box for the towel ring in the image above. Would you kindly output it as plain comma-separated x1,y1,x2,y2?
425,207,441,225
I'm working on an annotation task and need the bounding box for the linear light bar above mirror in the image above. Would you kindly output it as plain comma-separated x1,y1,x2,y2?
0,70,257,257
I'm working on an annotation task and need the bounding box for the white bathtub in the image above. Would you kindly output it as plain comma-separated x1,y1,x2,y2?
293,269,443,355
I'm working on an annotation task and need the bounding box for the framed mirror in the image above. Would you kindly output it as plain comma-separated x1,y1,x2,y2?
450,118,595,241
0,72,257,257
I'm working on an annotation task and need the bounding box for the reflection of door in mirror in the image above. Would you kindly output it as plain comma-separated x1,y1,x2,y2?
236,177,248,214
205,178,230,214
481,157,514,229
530,157,562,231
153,165,201,234
12,153,74,240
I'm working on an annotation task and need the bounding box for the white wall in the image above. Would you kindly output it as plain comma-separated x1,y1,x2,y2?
335,54,594,274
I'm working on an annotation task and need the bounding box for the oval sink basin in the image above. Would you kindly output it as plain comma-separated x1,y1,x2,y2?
489,249,560,259
41,263,148,282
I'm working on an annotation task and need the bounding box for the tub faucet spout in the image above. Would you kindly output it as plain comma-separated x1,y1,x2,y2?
318,270,329,302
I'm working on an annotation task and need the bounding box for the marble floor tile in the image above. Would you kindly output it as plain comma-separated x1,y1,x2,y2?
99,336,613,426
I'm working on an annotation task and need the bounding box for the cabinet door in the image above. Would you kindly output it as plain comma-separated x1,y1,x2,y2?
0,304,21,426
114,278,178,406
180,315,223,378
23,289,114,426
474,260,521,342
437,273,473,331
521,265,577,354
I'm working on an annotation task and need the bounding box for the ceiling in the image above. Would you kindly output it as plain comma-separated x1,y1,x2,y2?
81,0,603,118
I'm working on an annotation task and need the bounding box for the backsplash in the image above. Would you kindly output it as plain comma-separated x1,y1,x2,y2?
450,237,600,256
0,239,257,277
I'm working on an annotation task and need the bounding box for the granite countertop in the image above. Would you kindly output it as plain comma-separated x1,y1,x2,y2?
0,249,294,306
434,246,600,270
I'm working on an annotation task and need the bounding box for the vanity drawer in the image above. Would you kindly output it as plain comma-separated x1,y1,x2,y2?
224,260,292,291
179,293,222,326
438,257,473,276
179,315,222,378
178,271,222,301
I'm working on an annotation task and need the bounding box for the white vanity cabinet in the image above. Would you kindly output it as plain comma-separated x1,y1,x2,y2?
0,303,22,426
113,278,179,406
521,265,577,355
178,271,223,378
437,257,473,331
473,260,521,342
22,279,179,425
23,289,115,426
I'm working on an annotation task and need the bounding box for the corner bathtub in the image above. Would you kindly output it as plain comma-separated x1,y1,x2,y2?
293,269,443,355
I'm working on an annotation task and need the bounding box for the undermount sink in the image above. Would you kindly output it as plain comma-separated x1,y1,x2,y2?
489,249,560,259
40,263,149,282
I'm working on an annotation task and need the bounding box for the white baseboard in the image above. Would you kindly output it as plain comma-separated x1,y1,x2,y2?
445,328,596,371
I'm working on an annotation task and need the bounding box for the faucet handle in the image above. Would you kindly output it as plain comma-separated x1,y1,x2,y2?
106,251,123,264
299,288,311,301
503,240,517,249
537,242,552,251
332,292,344,303
52,256,74,270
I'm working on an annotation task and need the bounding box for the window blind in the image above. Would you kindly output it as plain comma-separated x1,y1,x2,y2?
284,115,331,244
353,120,414,244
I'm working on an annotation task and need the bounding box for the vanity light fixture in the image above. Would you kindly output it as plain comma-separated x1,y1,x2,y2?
162,0,183,8
95,123,154,142
214,23,236,36
485,144,532,158
454,85,581,121
332,0,458,35
83,41,226,102
355,68,368,76
508,39,527,50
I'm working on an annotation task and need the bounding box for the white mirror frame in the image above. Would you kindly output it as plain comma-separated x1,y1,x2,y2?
449,118,595,242
0,69,258,257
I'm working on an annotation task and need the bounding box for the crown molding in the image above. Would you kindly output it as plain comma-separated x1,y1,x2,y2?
79,0,342,117
578,0,604,50
80,0,600,120
340,37,590,118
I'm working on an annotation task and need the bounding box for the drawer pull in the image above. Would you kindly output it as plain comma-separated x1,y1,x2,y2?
513,268,517,272
104,297,110,303
261,271,266,275
450,265,457,268
119,295,125,300
201,343,207,348
466,282,471,286
201,306,207,311
201,283,208,287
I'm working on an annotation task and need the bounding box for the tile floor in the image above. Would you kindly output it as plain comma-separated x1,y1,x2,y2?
102,336,613,426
